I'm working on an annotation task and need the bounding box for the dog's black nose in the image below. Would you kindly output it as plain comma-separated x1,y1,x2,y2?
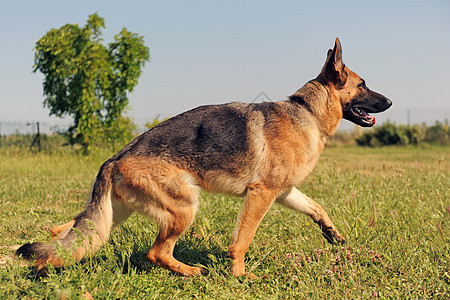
385,98,393,109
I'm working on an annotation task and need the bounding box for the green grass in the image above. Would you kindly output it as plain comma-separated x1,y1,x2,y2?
0,146,448,299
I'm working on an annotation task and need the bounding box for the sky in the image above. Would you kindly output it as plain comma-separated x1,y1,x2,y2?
1,0,449,131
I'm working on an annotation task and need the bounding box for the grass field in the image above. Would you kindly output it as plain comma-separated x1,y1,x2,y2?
0,146,448,299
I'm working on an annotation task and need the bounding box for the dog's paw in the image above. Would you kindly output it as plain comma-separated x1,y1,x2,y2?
320,224,346,245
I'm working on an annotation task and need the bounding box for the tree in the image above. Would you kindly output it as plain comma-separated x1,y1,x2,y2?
34,13,150,153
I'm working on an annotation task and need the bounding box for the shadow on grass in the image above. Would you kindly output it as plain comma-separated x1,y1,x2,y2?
113,240,229,276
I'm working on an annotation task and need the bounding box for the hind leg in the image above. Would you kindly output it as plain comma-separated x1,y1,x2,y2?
49,220,76,240
113,157,204,275
146,205,204,276
49,192,133,241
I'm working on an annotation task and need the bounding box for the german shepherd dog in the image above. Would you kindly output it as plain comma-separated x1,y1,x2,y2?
17,38,391,277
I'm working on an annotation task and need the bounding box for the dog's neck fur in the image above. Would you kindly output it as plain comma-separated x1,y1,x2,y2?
288,79,343,139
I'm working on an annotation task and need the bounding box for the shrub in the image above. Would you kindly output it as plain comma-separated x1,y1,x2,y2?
355,120,446,146
424,121,449,145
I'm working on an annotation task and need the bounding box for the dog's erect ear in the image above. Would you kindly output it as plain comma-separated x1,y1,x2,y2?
321,38,347,88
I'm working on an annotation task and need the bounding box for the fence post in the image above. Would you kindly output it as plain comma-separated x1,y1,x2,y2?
29,122,41,152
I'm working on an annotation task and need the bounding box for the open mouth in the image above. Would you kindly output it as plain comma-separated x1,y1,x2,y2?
343,105,377,127
352,107,375,126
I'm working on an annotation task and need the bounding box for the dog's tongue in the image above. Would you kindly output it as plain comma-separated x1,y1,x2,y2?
359,109,376,125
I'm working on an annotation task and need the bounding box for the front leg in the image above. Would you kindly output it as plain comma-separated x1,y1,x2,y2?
228,182,280,277
276,187,345,244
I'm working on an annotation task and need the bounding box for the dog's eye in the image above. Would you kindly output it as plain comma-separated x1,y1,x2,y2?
358,80,366,88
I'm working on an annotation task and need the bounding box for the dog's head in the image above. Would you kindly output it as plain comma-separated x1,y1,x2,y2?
319,38,392,127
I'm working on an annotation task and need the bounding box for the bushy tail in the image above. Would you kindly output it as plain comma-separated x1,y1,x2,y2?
16,163,114,273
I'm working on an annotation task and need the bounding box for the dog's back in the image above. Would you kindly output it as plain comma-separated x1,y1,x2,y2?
111,100,321,194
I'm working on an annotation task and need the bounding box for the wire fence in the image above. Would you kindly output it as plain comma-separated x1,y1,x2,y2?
0,120,70,136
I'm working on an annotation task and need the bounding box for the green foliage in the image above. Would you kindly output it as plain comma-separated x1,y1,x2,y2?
1,147,448,298
144,117,171,130
33,13,150,154
425,121,450,145
104,116,137,152
356,121,448,146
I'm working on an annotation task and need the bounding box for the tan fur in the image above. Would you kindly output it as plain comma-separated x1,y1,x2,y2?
17,38,391,277
50,220,76,240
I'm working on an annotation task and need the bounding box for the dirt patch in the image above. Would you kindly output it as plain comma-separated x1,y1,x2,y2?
0,245,22,268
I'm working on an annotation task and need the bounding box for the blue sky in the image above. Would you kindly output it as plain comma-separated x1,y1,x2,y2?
1,0,449,128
